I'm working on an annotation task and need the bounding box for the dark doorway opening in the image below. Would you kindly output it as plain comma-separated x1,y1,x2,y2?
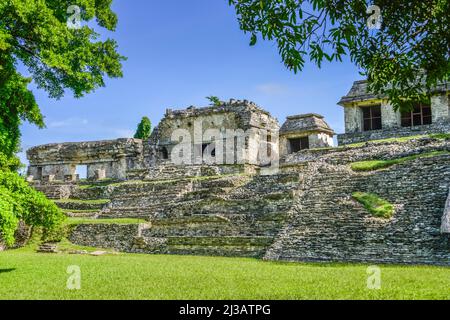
161,147,169,160
36,167,43,180
289,137,309,153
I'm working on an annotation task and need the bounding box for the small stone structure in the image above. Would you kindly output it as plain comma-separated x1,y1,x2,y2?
27,138,143,182
338,80,450,145
279,114,334,156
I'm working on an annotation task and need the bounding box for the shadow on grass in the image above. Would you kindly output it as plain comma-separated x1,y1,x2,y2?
0,268,16,274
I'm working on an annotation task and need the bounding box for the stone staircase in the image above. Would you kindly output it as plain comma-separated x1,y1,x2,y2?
63,172,300,258
264,163,371,262
264,155,450,265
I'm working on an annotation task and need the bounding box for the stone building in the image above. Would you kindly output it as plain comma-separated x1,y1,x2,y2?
144,99,280,167
27,139,143,182
23,96,450,265
279,114,334,156
27,99,334,182
337,80,450,145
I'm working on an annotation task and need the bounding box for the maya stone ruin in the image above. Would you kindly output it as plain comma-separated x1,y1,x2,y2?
25,80,450,265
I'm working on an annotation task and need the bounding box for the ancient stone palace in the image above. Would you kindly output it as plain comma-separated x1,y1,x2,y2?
26,81,450,265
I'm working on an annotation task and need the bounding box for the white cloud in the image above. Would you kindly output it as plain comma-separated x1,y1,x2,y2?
255,83,289,95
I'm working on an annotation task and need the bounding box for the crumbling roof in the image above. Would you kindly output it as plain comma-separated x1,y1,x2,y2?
165,99,272,118
280,113,334,135
338,79,449,106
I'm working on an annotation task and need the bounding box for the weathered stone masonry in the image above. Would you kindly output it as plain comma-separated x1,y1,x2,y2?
338,80,450,145
26,92,450,265
35,138,450,265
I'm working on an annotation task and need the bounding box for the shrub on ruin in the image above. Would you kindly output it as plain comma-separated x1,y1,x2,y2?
0,170,65,246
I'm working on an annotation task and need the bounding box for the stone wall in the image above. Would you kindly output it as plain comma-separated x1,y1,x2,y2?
442,189,450,233
268,140,450,265
146,100,280,166
432,93,450,122
68,224,144,252
0,221,32,251
337,121,450,145
27,138,143,181
62,138,450,265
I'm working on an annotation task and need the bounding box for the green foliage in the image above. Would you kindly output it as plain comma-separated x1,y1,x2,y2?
0,0,125,156
1,252,449,299
206,96,222,106
133,116,152,140
0,153,22,171
229,0,450,112
0,170,65,246
351,151,449,171
352,192,394,219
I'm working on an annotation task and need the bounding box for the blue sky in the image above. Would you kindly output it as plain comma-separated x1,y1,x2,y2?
19,0,362,162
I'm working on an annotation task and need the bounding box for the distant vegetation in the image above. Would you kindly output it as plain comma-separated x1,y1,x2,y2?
352,192,394,219
134,117,152,140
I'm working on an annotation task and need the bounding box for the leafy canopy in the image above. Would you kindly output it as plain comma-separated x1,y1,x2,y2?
0,0,125,156
229,0,450,111
134,116,152,140
0,0,123,245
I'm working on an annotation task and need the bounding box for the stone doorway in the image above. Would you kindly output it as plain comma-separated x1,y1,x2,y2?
75,165,88,180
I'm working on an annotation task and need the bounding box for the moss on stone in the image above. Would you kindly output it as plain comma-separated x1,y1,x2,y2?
351,151,450,171
346,133,450,148
352,192,394,219
54,199,111,205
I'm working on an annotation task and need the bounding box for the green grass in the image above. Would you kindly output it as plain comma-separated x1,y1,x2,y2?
429,133,450,140
0,249,449,300
346,132,450,148
351,150,450,172
352,192,394,219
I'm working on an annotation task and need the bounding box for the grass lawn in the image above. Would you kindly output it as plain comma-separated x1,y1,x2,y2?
0,248,449,300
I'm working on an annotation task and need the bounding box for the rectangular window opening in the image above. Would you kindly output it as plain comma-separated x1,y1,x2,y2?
401,103,432,127
361,105,382,131
289,137,309,153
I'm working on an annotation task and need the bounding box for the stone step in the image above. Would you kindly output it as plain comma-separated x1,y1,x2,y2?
37,243,59,253
143,218,284,237
54,199,110,211
64,210,99,218
164,236,274,258
166,236,274,246
167,245,266,258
